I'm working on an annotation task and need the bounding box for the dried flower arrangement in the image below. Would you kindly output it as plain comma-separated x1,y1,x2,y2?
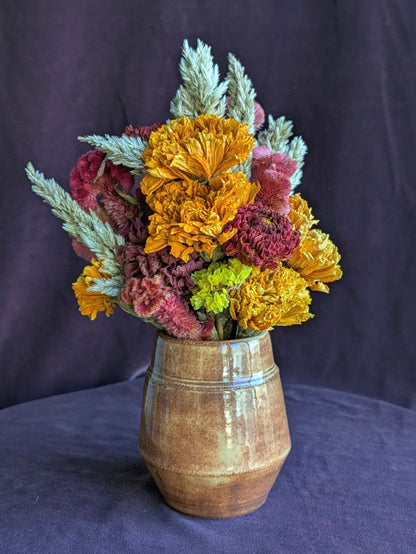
26,40,342,341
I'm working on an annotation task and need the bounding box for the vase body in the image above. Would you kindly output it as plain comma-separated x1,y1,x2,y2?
138,331,291,518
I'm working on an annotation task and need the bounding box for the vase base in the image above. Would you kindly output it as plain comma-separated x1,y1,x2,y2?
165,494,269,519
143,452,290,519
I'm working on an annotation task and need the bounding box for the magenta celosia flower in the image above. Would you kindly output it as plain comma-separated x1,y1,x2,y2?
69,150,134,212
120,276,214,340
120,276,167,317
254,102,265,131
222,202,300,270
251,145,297,216
123,122,162,141
153,294,214,340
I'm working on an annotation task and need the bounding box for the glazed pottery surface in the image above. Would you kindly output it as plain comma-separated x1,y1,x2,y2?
138,331,291,518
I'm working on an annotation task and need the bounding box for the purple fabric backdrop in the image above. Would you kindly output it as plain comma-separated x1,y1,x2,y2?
1,0,415,408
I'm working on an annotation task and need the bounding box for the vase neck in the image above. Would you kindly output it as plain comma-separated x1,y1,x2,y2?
149,332,276,382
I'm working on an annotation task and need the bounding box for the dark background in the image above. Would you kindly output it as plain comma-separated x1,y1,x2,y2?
1,0,415,409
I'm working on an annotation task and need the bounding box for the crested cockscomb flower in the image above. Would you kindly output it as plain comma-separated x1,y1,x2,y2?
222,202,300,270
119,275,213,340
117,236,206,302
119,275,167,317
69,150,134,212
153,293,213,340
123,122,162,141
251,145,297,216
69,150,106,211
100,187,144,239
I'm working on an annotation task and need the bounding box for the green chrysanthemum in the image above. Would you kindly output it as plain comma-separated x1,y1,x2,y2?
191,259,252,314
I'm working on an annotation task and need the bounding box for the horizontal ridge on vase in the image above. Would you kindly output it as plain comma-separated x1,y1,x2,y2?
138,330,291,518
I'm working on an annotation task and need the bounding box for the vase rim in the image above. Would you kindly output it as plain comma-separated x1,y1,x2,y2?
156,330,269,345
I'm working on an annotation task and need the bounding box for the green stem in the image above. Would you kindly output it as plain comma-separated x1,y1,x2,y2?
216,318,224,341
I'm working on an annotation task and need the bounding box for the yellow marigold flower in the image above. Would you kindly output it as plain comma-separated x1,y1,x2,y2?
287,229,343,292
288,193,319,234
72,259,117,320
191,259,252,314
144,172,260,261
229,265,314,330
141,115,255,195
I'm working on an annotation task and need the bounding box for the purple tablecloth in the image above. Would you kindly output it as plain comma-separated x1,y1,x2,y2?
1,378,415,553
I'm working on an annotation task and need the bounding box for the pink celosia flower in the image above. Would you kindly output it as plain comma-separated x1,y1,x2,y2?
123,123,162,141
254,102,265,131
120,276,167,317
69,150,134,212
120,276,214,340
222,202,300,270
153,294,211,340
251,145,297,216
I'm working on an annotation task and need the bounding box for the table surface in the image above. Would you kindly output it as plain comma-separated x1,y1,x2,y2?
1,377,415,553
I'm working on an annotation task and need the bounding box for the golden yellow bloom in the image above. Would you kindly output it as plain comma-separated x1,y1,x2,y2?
287,229,343,292
72,259,117,320
288,193,342,292
288,193,319,234
141,115,255,195
229,265,313,330
145,172,260,261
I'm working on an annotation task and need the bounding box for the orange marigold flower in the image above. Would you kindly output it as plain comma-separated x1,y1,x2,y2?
141,115,255,195
144,172,260,261
72,259,117,320
287,229,343,292
288,193,342,292
229,265,314,330
288,193,319,234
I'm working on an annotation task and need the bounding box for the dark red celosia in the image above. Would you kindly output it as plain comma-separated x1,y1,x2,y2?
69,150,106,211
100,188,145,239
117,233,206,302
69,150,134,212
251,145,297,216
222,202,300,270
107,163,135,191
123,122,162,141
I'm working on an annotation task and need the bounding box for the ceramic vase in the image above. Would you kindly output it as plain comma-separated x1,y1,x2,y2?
138,331,291,518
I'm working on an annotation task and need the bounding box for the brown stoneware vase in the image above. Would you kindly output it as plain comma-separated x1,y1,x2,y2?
138,331,291,518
